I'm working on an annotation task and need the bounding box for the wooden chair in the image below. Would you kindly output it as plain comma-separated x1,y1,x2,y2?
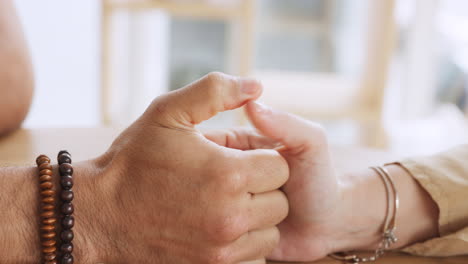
100,0,255,125
254,0,396,148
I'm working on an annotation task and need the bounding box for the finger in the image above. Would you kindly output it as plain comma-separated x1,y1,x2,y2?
204,128,280,150
231,227,280,263
247,190,288,231
147,72,262,129
245,101,330,161
242,149,289,193
239,259,266,264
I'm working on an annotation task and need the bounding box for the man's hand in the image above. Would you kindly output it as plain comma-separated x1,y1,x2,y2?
85,73,289,263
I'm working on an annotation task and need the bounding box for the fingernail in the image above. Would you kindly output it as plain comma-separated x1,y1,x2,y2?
240,78,260,94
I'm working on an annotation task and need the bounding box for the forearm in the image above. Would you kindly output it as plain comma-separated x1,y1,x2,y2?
338,164,439,252
0,0,34,136
0,166,40,262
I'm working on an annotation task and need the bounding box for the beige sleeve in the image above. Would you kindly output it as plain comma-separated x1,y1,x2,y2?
398,144,468,256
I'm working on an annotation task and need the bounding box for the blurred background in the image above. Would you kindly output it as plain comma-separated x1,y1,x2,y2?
15,0,468,156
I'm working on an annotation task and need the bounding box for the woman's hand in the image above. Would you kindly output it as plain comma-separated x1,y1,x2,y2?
206,101,440,262
205,101,342,261
82,73,289,263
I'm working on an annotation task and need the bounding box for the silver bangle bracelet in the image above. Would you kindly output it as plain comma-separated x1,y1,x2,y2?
329,165,399,263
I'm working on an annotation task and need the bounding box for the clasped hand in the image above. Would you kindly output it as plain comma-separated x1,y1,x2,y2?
81,72,343,263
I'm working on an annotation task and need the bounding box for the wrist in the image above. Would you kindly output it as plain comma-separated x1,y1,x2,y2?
68,154,117,263
331,164,439,254
0,154,117,263
331,168,387,253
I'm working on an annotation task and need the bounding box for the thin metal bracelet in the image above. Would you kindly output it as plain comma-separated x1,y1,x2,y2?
328,166,399,263
376,166,399,235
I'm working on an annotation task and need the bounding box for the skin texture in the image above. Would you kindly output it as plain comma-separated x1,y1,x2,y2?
205,101,440,262
0,0,34,136
0,73,289,264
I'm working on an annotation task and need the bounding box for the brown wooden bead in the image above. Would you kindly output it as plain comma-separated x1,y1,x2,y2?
42,246,56,254
41,189,55,197
42,217,57,225
61,254,74,264
42,239,56,247
40,211,55,218
39,174,53,182
39,163,53,171
58,154,71,165
40,225,55,232
36,155,50,165
62,215,74,229
60,176,73,190
44,253,57,261
61,230,74,242
42,196,55,204
45,260,57,264
61,203,74,215
60,243,73,254
58,150,70,158
58,152,71,159
59,163,73,176
42,204,54,211
40,169,53,176
41,232,56,239
61,190,74,202
40,181,53,189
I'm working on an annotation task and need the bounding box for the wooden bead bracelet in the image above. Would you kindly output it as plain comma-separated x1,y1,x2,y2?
36,151,75,264
58,150,75,264
36,155,58,264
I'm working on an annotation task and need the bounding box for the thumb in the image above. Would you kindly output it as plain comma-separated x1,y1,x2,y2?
245,101,329,156
147,72,262,129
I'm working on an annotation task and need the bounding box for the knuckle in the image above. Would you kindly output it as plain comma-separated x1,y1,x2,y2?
259,228,280,257
151,97,170,116
200,72,228,114
210,158,246,194
268,191,289,223
251,149,289,185
221,171,247,194
204,72,226,93
202,72,239,108
205,71,225,82
143,93,185,126
208,211,247,243
205,247,233,264
278,192,290,220
270,227,281,247
277,154,290,183
144,95,179,127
